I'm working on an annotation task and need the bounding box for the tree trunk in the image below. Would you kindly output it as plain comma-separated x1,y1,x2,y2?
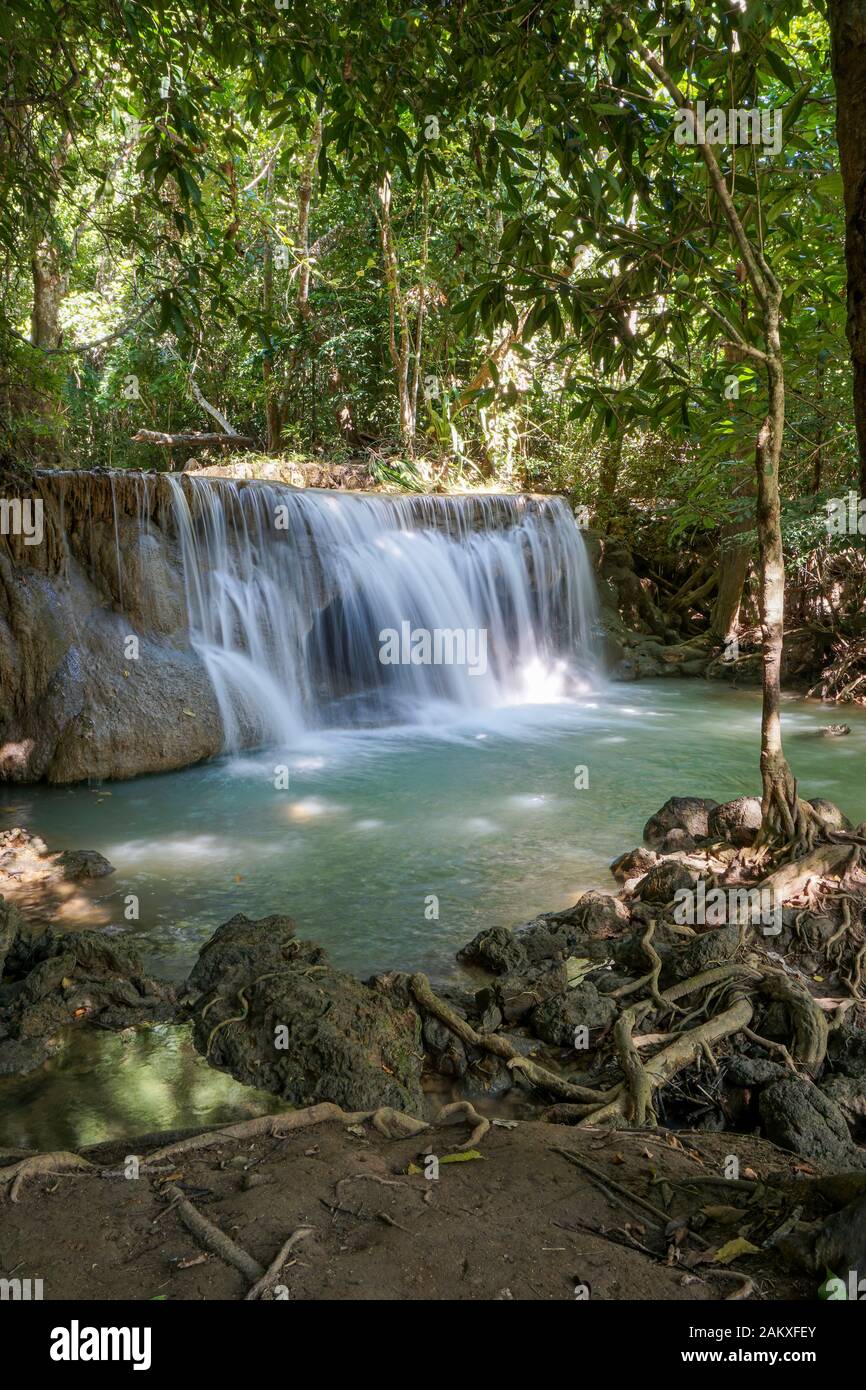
710,456,753,644
30,241,67,349
374,173,415,449
624,19,817,849
828,0,866,497
260,144,283,454
711,542,751,644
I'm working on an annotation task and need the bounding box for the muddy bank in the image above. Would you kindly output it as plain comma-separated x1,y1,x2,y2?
0,1105,835,1302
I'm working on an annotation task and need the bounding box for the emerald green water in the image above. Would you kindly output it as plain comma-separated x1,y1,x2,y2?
3,681,865,983
1,679,863,1147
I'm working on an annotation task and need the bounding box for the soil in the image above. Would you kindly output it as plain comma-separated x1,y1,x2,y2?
0,1110,819,1302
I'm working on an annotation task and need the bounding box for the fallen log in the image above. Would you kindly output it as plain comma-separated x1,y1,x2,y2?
131,429,257,448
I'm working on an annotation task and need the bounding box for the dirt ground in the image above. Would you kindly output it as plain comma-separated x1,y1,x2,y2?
0,1112,820,1301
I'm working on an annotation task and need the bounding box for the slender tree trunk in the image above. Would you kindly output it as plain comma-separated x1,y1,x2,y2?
262,235,282,453
710,456,753,643
597,432,624,526
812,354,826,494
625,21,817,848
828,0,866,497
374,173,415,449
754,341,796,830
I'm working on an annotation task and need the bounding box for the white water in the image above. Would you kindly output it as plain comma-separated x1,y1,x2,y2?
163,480,601,750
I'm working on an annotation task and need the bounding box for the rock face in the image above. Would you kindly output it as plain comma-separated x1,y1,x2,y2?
0,470,223,783
0,906,175,1075
185,913,425,1113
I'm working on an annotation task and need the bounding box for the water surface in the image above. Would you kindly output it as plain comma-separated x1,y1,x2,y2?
3,680,863,986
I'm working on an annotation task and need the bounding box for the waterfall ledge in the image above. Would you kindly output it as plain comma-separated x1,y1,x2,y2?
0,471,600,783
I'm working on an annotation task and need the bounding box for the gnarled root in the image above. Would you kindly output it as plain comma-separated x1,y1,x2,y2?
161,1180,263,1282
757,971,828,1073
613,1009,655,1126
578,994,754,1128
143,1102,426,1167
410,972,611,1104
435,1100,490,1150
0,1151,94,1202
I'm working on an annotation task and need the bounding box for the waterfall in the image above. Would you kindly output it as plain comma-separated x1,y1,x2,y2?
164,478,600,749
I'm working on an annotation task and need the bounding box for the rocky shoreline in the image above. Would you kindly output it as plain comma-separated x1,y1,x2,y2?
3,794,866,1169
3,796,866,1300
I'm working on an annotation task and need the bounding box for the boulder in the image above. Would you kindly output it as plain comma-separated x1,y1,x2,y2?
552,891,630,938
658,828,696,854
0,828,115,913
493,961,569,1025
529,980,617,1047
610,847,660,883
186,914,424,1113
634,858,697,905
758,1077,866,1167
56,849,115,881
0,920,175,1075
725,1055,788,1087
457,925,527,976
665,923,741,983
821,1074,866,1130
808,798,853,834
643,796,719,849
707,796,763,848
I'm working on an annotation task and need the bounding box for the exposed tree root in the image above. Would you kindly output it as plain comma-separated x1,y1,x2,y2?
757,970,828,1072
612,1010,655,1126
741,1026,797,1071
435,1100,490,1150
143,1102,415,1167
0,1151,94,1202
245,1228,314,1301
578,995,754,1128
409,972,613,1103
758,843,856,903
160,1181,264,1282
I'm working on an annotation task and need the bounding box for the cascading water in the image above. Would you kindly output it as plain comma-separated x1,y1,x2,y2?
164,478,601,749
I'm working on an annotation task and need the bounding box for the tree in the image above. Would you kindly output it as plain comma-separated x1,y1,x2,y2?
827,0,866,498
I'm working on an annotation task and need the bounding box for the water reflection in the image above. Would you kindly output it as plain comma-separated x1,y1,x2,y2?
0,1024,287,1151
